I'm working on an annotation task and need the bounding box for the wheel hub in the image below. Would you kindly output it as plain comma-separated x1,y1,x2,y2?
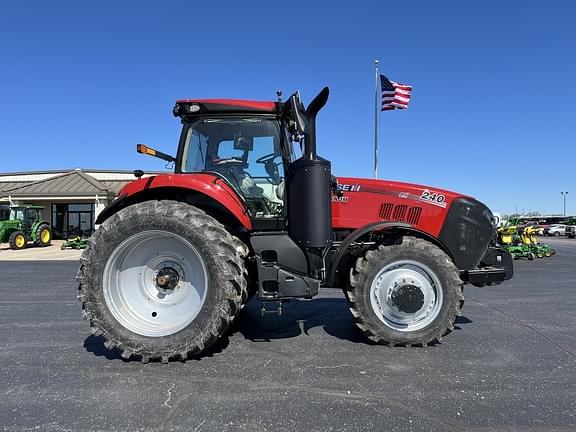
369,260,444,332
391,284,425,313
155,267,180,290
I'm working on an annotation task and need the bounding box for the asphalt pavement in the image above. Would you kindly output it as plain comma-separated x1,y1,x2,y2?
0,241,83,261
1,238,575,431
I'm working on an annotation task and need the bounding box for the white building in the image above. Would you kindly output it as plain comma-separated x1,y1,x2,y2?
0,169,159,238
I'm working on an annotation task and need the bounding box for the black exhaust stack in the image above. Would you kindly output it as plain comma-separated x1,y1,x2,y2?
302,87,329,159
286,87,332,253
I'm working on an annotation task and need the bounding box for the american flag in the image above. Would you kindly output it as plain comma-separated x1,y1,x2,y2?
380,75,412,111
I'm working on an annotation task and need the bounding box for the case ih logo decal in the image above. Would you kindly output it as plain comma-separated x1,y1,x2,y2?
419,190,447,208
337,183,361,192
332,183,359,204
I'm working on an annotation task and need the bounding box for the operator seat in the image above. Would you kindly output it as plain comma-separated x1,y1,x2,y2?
275,180,285,201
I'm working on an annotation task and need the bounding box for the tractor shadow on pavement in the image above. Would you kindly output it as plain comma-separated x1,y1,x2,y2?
235,297,368,344
82,299,473,360
83,335,124,361
236,297,473,345
83,333,232,362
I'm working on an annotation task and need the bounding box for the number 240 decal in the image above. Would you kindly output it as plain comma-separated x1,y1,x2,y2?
420,190,446,206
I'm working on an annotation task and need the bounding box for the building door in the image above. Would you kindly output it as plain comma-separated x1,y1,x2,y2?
52,203,94,239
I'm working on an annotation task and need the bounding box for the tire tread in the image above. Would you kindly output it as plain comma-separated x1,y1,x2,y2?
77,200,248,362
346,236,464,347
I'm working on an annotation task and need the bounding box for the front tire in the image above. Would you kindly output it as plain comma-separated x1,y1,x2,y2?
77,200,248,362
346,237,463,346
9,231,27,250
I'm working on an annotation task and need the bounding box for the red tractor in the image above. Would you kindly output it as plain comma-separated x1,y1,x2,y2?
78,87,513,362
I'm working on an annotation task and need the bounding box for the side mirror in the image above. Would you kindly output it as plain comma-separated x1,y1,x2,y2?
288,91,307,135
233,136,253,151
136,144,176,163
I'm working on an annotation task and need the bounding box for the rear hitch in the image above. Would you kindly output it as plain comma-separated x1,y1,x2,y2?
261,300,284,317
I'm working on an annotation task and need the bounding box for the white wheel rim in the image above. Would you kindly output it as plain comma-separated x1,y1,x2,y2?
370,260,443,332
103,230,208,337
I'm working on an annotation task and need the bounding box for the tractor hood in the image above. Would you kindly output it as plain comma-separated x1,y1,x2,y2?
332,176,474,236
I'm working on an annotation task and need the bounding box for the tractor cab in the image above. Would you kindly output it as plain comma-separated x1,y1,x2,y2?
137,90,332,239
177,115,290,218
172,90,332,250
9,206,43,226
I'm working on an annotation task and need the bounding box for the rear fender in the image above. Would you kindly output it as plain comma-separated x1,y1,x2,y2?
96,174,252,230
30,221,41,241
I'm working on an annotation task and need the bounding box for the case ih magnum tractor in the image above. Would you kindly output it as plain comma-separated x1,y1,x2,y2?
78,87,513,362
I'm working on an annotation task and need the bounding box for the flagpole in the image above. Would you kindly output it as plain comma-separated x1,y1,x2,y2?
374,59,379,178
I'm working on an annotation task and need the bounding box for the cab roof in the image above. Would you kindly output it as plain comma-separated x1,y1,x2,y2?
173,99,280,117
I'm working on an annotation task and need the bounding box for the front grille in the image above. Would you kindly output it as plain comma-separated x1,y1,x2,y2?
378,203,422,225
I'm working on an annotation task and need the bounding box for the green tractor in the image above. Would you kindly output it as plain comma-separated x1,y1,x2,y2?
0,205,52,250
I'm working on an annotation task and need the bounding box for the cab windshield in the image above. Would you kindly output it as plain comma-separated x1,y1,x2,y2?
9,208,35,225
181,117,286,217
9,208,25,221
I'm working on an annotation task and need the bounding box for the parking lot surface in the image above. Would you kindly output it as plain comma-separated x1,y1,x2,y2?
1,238,575,431
0,241,82,261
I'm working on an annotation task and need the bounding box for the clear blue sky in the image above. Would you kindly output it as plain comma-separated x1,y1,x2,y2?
1,1,574,215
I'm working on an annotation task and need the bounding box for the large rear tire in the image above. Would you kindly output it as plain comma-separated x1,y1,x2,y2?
346,237,463,346
77,200,248,362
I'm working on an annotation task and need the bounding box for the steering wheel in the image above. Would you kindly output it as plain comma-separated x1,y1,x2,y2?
255,153,280,164
255,153,282,185
213,157,244,165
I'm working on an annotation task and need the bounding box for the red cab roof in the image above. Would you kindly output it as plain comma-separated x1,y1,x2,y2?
175,98,276,113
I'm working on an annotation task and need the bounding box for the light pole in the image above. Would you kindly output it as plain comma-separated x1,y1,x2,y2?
561,191,568,216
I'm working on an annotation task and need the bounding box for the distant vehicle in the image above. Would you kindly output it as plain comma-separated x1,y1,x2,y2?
514,216,567,227
566,226,576,238
0,205,52,249
545,224,567,237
